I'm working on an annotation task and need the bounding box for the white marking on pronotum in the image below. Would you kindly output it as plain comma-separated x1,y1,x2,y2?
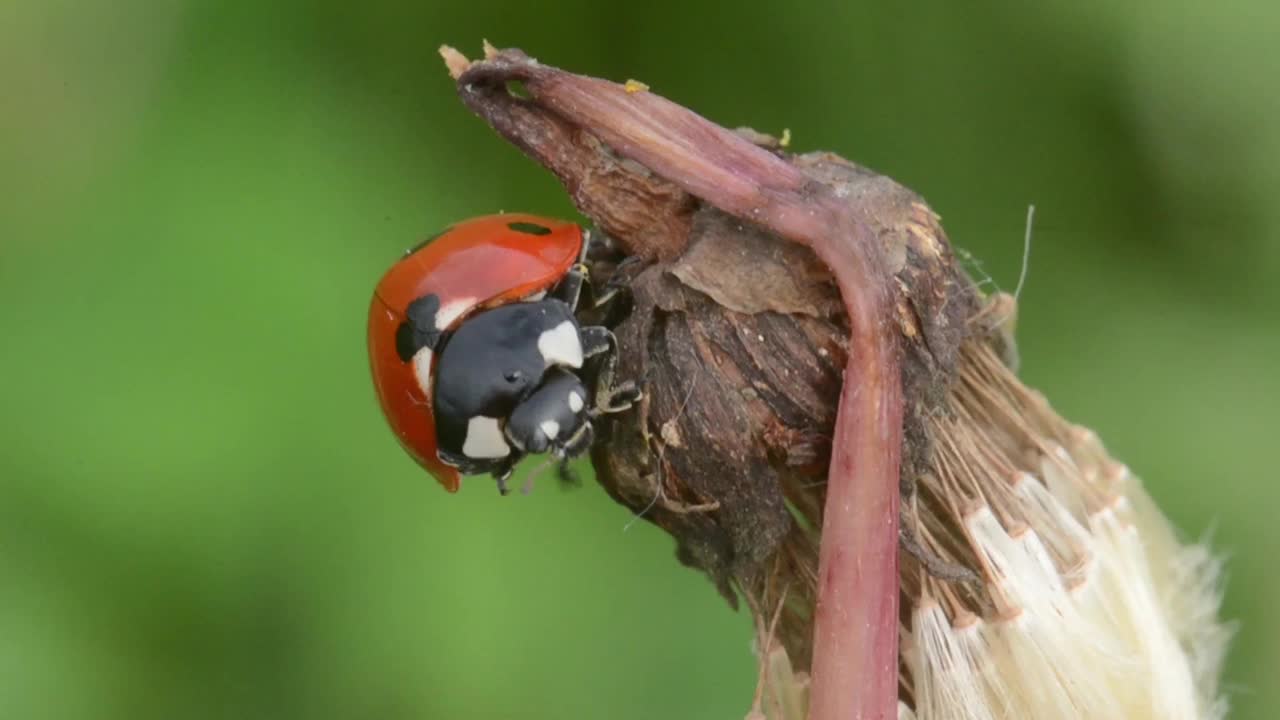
539,419,561,441
412,350,434,398
537,321,583,368
568,391,584,413
462,416,510,458
435,297,476,331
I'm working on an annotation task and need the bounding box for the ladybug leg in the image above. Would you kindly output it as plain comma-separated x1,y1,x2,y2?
579,326,642,415
543,223,598,312
558,420,595,459
575,229,646,314
588,254,644,310
438,446,522,495
490,456,521,496
579,325,614,359
596,379,643,415
549,262,590,311
552,420,595,488
556,461,579,487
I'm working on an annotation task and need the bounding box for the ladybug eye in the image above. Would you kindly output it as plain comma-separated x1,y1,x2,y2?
505,370,524,383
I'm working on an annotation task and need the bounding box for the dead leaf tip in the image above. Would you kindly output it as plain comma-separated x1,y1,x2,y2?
439,45,472,80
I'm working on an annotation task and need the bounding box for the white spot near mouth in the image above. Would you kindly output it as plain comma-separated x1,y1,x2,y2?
539,420,561,441
435,297,476,331
462,416,511,459
568,391,584,413
412,350,434,397
537,321,583,369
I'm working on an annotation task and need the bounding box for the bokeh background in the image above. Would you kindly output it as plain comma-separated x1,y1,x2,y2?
3,2,1277,718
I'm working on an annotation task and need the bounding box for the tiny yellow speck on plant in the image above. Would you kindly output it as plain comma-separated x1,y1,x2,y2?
624,79,650,94
780,128,792,148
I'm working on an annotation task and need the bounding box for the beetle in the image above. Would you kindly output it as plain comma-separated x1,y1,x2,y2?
367,213,639,494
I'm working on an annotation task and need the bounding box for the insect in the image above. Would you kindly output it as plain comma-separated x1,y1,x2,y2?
367,213,639,494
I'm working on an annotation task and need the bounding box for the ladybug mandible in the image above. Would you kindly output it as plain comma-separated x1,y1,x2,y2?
367,213,639,494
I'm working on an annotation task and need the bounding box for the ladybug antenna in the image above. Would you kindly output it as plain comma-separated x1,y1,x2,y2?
518,456,555,495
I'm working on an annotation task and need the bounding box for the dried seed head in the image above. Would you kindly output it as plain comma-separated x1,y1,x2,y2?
892,334,1231,719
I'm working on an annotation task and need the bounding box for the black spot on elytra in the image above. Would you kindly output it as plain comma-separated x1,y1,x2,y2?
507,221,552,236
394,322,418,363
404,227,451,257
396,294,443,361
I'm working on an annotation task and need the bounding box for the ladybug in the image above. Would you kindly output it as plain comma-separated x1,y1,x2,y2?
367,213,639,494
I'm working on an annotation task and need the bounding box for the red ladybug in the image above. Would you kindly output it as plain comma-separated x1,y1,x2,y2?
367,213,639,494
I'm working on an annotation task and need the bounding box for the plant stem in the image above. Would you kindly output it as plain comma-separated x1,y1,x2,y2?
446,46,903,720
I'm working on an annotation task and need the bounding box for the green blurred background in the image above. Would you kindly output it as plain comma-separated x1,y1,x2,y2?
2,2,1276,718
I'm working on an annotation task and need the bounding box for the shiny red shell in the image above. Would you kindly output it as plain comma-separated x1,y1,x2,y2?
367,213,584,492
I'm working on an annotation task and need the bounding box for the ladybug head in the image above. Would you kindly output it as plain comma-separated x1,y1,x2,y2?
504,368,590,455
